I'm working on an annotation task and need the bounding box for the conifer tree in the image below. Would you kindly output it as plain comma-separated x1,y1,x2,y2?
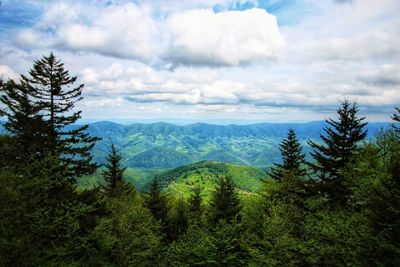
188,186,203,224
20,53,100,177
168,198,188,240
0,79,48,162
208,176,241,226
146,177,169,230
268,129,306,182
392,107,400,130
101,143,134,197
308,100,367,203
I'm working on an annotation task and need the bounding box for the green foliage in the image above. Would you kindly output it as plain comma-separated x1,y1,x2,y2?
100,143,135,197
343,128,400,266
308,100,367,204
145,177,169,234
208,176,242,226
268,128,307,182
86,120,388,169
78,167,165,192
0,79,49,163
300,198,371,267
129,146,192,168
160,161,266,201
24,53,100,177
92,195,162,266
211,220,247,267
0,156,103,266
165,225,216,267
168,198,189,241
188,186,203,224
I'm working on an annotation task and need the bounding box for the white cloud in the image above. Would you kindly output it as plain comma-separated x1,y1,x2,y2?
164,8,284,66
359,64,400,86
16,3,159,62
14,2,283,67
0,65,18,80
3,0,400,122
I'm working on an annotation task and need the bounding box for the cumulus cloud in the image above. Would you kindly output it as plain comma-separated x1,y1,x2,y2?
16,3,159,62
80,63,247,104
3,0,400,121
164,8,284,66
14,2,283,67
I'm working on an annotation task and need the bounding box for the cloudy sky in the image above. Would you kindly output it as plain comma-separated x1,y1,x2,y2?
0,0,399,123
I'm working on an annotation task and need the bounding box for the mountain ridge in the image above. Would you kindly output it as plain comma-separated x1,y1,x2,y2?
84,120,390,169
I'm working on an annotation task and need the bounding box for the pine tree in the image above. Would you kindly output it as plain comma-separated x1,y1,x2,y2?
0,79,48,163
188,186,203,224
145,177,169,231
101,143,134,197
168,198,188,240
208,176,241,226
20,53,100,177
392,107,400,131
268,129,307,182
308,100,367,203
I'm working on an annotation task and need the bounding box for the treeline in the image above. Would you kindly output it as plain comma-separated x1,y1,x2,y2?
0,54,399,266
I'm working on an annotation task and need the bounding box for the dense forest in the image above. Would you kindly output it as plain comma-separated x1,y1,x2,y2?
1,54,399,266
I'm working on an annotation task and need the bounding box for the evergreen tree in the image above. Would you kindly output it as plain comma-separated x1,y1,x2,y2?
20,53,100,177
208,176,241,226
0,79,48,163
168,198,189,240
100,143,134,197
188,186,203,224
393,107,400,131
145,177,169,232
211,220,247,267
93,195,163,266
308,100,367,203
0,155,100,265
268,129,307,182
165,224,216,266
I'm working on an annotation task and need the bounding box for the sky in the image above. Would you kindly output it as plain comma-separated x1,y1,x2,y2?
0,0,399,123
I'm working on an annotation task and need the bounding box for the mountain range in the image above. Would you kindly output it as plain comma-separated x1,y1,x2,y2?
86,120,390,169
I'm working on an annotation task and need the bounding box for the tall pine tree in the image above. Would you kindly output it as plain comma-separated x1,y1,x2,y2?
268,129,307,182
145,177,169,235
168,198,188,240
188,186,203,225
0,79,48,163
308,100,367,203
20,53,100,177
208,176,241,226
100,143,134,197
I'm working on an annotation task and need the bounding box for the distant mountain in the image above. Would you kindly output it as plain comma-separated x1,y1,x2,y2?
157,161,267,200
128,147,192,168
0,120,390,169
86,120,390,169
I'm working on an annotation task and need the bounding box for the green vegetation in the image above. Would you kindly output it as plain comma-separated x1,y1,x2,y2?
86,120,389,169
1,54,399,266
158,161,266,201
100,143,135,197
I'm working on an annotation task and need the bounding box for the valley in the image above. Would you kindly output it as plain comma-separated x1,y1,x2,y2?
80,120,390,193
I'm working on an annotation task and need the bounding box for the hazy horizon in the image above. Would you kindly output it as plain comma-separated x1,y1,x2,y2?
78,117,392,126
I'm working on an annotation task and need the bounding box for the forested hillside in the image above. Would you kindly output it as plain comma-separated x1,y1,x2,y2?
85,120,390,168
1,54,399,266
158,161,266,200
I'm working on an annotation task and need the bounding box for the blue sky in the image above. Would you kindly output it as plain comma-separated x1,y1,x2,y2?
0,0,399,122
